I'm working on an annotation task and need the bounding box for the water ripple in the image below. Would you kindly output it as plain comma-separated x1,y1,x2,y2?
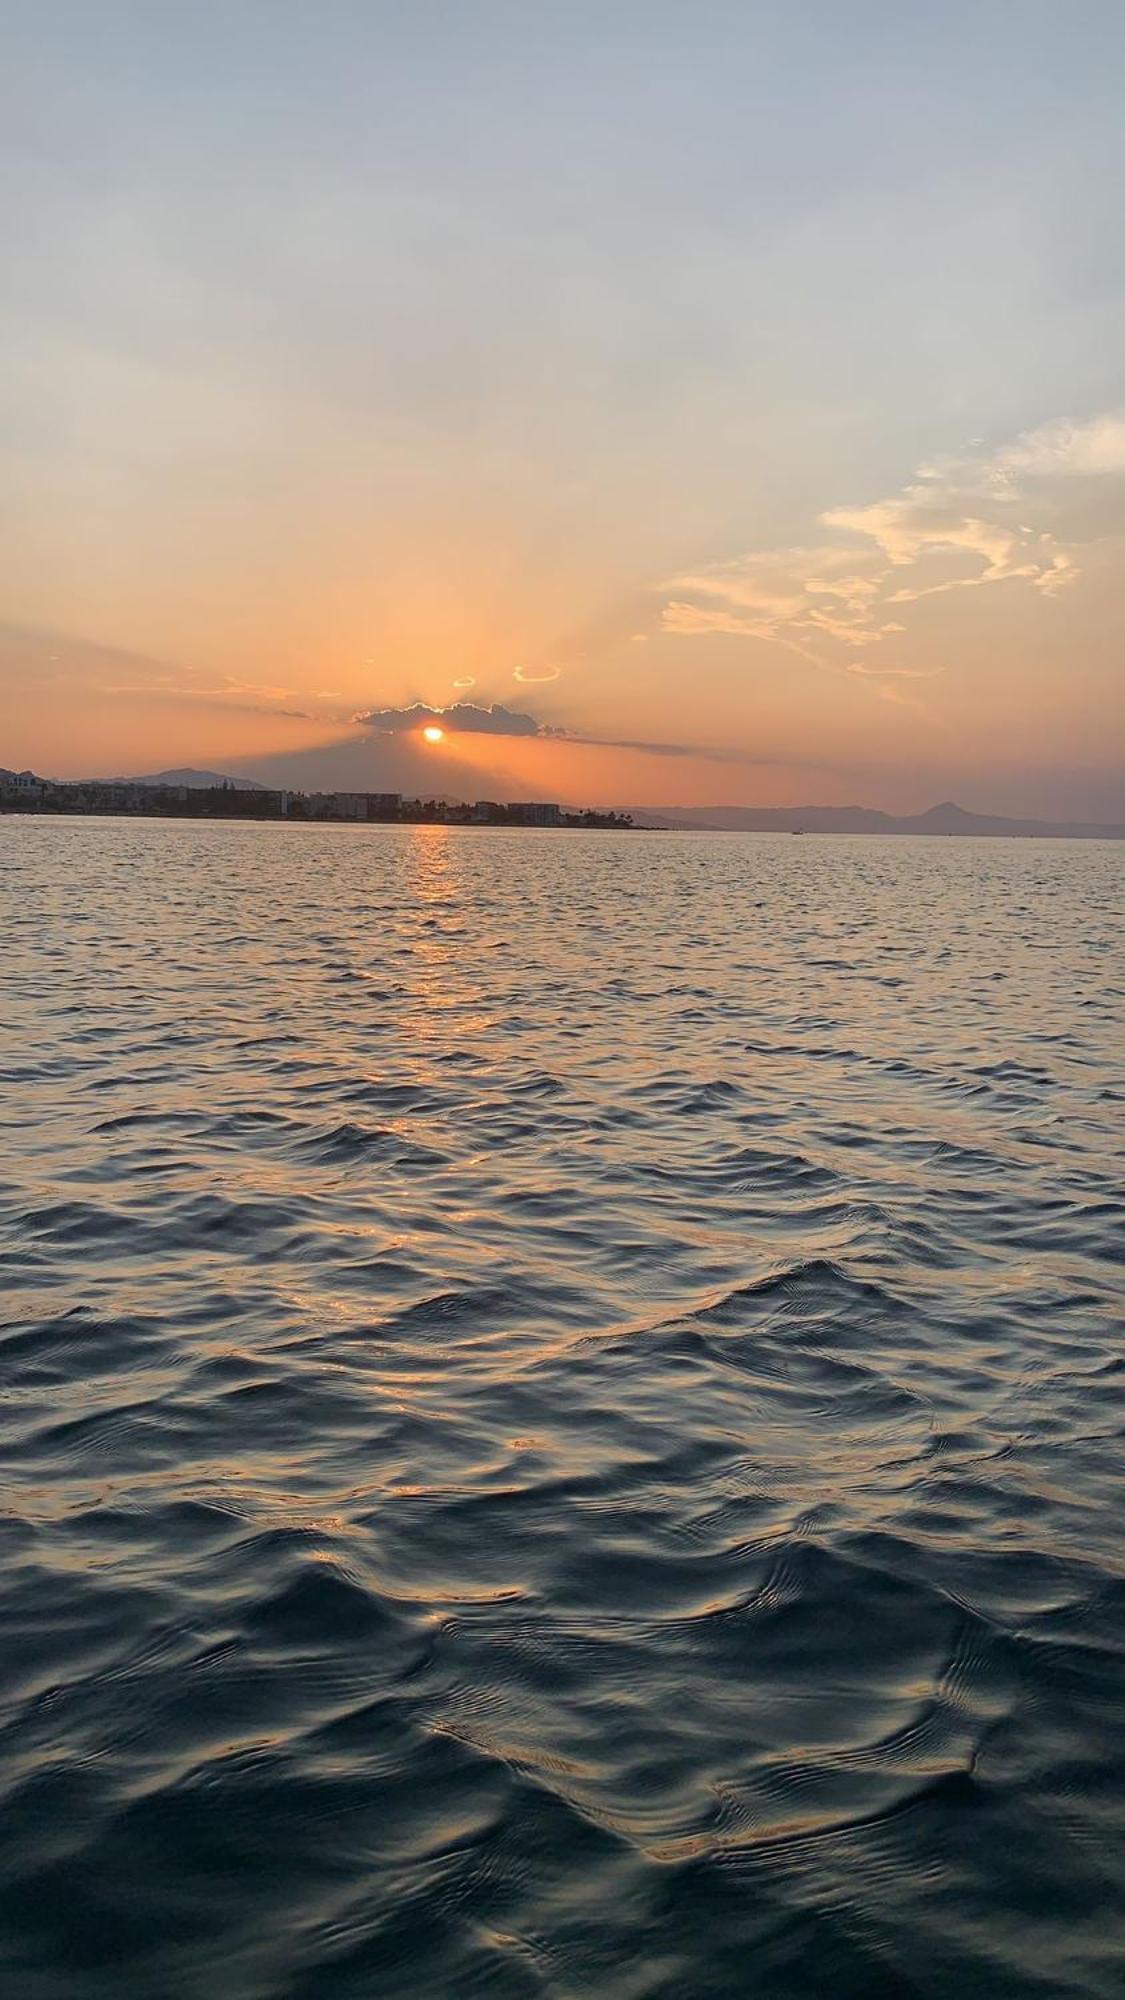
1,820,1123,1998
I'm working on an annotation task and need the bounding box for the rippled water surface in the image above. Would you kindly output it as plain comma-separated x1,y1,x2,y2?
2,819,1124,1998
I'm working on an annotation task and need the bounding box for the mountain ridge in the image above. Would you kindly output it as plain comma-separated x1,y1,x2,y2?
628,801,1125,838
128,767,265,791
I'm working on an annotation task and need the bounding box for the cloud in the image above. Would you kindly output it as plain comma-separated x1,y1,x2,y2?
97,674,316,718
661,547,895,658
12,628,336,720
845,662,942,679
661,411,1118,674
926,412,1125,492
102,682,314,718
222,701,313,719
513,664,561,682
822,500,1035,586
351,696,744,765
452,675,476,689
586,734,737,760
353,700,543,738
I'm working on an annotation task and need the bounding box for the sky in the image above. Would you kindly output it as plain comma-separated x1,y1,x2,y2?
3,1,1124,816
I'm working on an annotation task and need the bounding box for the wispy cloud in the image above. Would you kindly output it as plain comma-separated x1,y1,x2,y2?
582,734,741,761
1,626,334,721
101,677,318,718
845,662,942,680
661,410,1119,680
928,412,1125,489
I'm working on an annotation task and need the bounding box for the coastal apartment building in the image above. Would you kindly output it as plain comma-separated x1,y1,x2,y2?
509,802,562,825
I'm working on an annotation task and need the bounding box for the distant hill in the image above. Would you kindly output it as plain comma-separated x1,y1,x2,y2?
630,800,1125,839
130,767,264,791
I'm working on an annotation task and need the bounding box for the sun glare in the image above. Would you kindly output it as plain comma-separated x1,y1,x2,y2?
422,725,445,744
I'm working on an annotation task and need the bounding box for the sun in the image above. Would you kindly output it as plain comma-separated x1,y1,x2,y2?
422,725,445,744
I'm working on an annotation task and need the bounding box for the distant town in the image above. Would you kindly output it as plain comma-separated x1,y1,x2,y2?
0,766,634,830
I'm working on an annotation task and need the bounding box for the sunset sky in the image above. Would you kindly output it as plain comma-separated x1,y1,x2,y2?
3,3,1124,814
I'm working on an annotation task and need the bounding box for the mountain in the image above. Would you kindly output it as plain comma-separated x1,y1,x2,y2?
130,767,264,791
629,800,1125,839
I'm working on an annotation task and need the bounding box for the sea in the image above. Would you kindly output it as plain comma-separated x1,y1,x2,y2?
2,816,1123,1999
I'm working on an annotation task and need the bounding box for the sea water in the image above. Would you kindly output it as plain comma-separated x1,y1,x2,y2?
2,819,1123,1997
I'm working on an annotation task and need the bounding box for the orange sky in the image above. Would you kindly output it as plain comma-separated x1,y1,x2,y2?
3,8,1124,817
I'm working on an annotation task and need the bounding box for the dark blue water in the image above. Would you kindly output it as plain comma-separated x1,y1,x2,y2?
2,819,1123,1998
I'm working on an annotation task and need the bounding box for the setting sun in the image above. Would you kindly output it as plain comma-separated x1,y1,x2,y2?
422,725,445,745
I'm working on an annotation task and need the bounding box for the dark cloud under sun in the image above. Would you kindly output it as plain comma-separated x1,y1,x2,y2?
351,698,736,764
353,701,545,738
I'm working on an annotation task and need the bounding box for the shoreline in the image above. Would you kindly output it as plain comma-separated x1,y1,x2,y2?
4,807,1123,841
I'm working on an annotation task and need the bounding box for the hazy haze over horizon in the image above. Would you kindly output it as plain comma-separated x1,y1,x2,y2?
3,3,1124,815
